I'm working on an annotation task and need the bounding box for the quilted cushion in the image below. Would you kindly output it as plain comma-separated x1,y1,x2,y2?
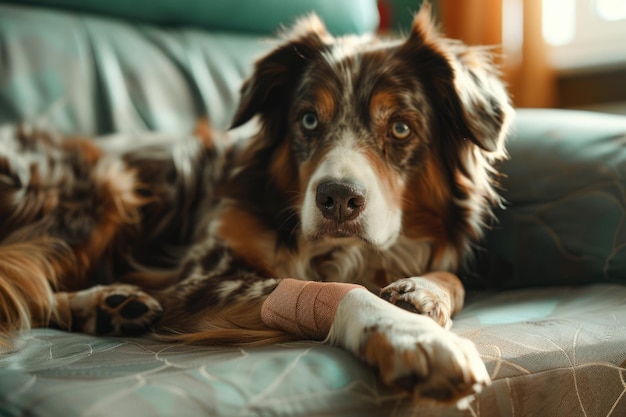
471,109,626,288
2,284,625,416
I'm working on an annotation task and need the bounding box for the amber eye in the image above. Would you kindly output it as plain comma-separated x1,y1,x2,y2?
391,121,411,140
302,112,319,130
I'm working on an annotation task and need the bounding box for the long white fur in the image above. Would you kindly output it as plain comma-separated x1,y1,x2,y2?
327,288,490,407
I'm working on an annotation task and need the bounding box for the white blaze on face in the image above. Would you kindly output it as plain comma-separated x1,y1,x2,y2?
301,133,402,249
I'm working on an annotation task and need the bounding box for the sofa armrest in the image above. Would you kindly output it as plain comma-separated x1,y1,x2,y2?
471,108,626,288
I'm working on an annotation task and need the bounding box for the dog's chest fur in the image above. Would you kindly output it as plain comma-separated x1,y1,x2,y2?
265,234,434,290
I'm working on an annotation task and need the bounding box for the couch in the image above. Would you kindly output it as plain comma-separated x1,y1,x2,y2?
1,2,625,416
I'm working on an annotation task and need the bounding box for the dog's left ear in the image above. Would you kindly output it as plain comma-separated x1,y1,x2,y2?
400,3,513,154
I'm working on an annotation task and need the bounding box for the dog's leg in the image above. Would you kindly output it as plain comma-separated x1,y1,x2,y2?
262,279,488,404
52,284,163,336
329,285,489,406
379,272,464,329
158,273,488,404
151,263,296,345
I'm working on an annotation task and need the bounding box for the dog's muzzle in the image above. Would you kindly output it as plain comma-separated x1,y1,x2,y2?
315,179,366,223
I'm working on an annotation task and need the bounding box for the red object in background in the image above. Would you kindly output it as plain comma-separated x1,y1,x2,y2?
378,1,393,32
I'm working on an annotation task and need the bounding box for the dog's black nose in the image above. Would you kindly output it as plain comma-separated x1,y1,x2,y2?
315,180,366,222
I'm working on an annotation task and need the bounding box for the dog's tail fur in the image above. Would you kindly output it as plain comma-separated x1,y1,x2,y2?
0,239,76,348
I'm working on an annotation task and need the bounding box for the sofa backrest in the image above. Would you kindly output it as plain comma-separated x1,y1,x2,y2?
0,1,379,135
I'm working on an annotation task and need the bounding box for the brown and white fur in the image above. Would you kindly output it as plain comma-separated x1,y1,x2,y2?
0,4,512,405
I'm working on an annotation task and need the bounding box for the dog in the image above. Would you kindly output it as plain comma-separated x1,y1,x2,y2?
0,3,512,406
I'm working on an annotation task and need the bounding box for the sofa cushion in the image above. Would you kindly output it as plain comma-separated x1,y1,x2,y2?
471,109,626,288
4,0,379,35
2,284,625,416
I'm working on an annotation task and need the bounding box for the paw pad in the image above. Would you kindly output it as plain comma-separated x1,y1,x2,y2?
120,300,150,319
104,294,127,308
94,287,162,336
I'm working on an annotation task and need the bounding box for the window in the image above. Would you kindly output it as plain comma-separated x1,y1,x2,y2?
595,0,626,21
543,0,576,46
542,0,626,69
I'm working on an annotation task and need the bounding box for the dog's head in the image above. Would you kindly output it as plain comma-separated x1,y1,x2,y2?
231,4,512,266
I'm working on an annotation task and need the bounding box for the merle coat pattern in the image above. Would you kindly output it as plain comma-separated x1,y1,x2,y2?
0,4,512,405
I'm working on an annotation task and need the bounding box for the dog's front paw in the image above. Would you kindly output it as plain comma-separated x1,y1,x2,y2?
329,289,488,406
362,320,489,404
380,277,453,329
68,284,163,336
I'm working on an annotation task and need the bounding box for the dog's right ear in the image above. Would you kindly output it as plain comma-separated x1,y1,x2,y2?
230,15,331,129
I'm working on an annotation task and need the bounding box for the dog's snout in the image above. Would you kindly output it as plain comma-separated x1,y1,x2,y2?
315,180,366,222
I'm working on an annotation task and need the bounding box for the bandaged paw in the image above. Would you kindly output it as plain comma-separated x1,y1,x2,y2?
261,279,362,340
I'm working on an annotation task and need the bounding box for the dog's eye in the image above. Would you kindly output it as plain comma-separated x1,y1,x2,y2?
301,112,319,131
391,121,411,140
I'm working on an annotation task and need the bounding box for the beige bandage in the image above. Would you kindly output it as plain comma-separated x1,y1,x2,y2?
261,279,363,340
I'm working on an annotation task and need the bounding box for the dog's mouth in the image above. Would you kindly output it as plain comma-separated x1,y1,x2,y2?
307,220,399,251
308,219,373,244
319,220,362,239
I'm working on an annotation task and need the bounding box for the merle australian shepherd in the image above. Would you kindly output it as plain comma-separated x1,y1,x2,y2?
0,4,512,405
